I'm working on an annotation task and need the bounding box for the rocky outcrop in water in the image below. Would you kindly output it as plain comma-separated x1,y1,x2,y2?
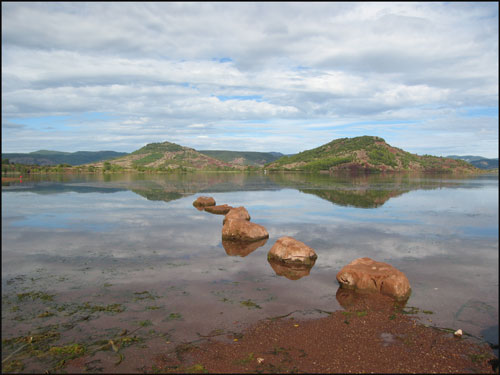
222,218,269,242
267,236,317,266
336,257,411,301
204,204,233,215
223,206,251,224
193,196,216,208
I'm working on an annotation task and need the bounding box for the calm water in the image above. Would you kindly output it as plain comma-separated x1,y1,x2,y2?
2,172,498,372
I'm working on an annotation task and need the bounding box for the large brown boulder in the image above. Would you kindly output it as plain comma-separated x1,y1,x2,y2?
268,258,316,280
222,238,268,257
204,204,233,215
267,236,317,266
193,196,216,208
336,257,411,301
223,207,251,224
222,219,269,242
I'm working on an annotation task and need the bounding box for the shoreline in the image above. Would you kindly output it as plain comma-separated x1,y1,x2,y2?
151,293,498,374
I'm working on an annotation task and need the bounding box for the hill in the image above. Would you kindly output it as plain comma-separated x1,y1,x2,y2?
265,136,479,173
2,150,128,166
197,150,284,166
89,141,241,171
446,155,498,170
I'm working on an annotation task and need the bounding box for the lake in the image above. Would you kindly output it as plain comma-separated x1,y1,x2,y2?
2,172,498,372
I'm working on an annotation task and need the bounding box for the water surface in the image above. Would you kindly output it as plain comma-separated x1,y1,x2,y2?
2,172,498,372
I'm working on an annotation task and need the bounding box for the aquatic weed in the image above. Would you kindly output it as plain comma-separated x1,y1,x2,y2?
240,299,261,309
17,291,54,302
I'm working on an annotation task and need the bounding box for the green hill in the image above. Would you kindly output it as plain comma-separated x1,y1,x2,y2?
197,150,283,166
90,141,241,171
265,136,479,173
2,150,128,166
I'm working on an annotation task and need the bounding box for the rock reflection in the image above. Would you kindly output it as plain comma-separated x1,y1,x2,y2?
267,258,316,280
335,286,408,312
222,238,268,257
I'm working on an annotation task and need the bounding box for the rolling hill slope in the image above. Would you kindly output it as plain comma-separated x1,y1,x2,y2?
265,136,479,173
89,141,241,171
197,150,284,166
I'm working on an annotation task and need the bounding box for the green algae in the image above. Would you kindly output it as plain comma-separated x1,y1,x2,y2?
185,363,208,373
37,311,55,318
240,299,261,309
167,313,183,320
16,291,54,302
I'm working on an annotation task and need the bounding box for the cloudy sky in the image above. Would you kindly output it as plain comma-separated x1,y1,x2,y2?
2,2,498,157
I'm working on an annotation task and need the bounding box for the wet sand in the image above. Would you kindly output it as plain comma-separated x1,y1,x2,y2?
151,293,498,374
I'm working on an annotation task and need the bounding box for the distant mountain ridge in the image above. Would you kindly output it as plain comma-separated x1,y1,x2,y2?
265,136,479,173
446,155,498,170
2,150,128,166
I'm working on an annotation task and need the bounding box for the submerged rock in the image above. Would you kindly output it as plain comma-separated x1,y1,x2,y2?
204,204,233,215
222,219,269,242
222,238,268,257
267,236,317,266
268,258,316,280
193,196,216,208
223,207,251,224
336,257,411,301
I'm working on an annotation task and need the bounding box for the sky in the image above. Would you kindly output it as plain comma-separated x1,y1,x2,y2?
1,2,498,157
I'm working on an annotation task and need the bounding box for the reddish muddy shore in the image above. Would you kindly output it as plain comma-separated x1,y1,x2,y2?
151,294,498,374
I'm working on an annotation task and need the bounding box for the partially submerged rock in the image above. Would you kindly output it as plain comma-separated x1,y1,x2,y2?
204,204,233,215
267,236,317,266
193,196,216,208
222,238,268,257
336,257,411,301
223,207,250,224
222,219,269,242
268,258,316,280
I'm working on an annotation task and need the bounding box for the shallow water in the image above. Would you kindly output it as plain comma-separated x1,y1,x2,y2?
2,172,498,372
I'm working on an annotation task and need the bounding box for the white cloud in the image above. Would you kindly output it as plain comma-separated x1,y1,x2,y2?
1,2,498,156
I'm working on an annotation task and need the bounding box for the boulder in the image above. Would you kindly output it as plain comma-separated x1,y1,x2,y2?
222,219,269,242
193,196,216,208
204,204,233,215
223,207,250,224
336,257,411,301
268,258,315,280
222,238,268,257
267,236,317,266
